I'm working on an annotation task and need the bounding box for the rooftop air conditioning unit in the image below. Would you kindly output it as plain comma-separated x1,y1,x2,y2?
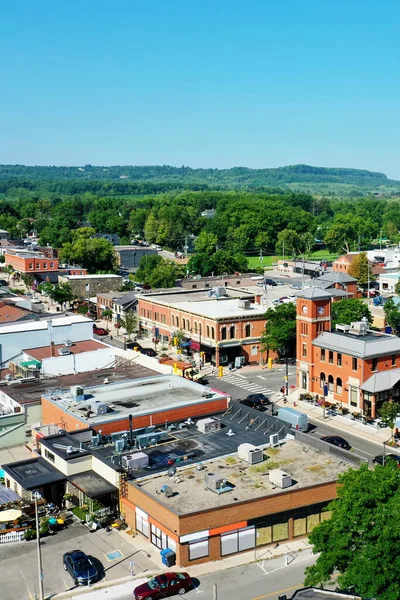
205,472,231,494
70,385,84,398
115,439,125,453
197,418,219,433
335,324,350,333
90,400,108,416
122,452,149,470
212,286,227,298
64,339,73,347
238,299,251,309
238,443,263,464
269,469,292,489
269,433,279,447
58,347,71,356
349,321,368,336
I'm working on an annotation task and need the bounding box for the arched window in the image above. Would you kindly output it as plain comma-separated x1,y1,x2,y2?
176,317,179,328
245,324,251,337
172,315,175,327
211,327,215,339
221,327,227,340
206,325,210,338
229,326,235,339
328,374,334,392
320,373,325,389
336,377,342,395
194,322,198,334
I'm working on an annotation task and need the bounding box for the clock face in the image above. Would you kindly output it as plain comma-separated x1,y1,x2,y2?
318,306,325,315
302,305,308,314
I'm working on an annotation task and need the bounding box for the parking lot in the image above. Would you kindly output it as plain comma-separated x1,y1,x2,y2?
0,523,158,600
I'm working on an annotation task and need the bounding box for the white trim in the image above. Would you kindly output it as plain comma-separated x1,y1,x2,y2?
180,530,209,543
135,507,148,520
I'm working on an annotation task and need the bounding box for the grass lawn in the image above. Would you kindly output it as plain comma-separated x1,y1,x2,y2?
247,250,339,269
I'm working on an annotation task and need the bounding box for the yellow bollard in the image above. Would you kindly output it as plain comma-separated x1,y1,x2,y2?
268,358,273,369
218,366,224,377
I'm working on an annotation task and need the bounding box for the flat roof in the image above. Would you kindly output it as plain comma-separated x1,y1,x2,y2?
43,375,228,425
3,363,156,406
39,429,93,460
141,287,259,304
0,314,92,335
60,274,122,280
3,457,66,490
135,438,349,515
313,330,400,358
68,470,117,498
25,339,108,361
291,590,361,600
144,296,265,319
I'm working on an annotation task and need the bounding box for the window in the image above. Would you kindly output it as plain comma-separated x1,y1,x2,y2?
43,262,47,269
176,317,179,328
301,322,308,335
251,345,257,356
171,315,175,327
136,513,149,537
194,322,198,334
328,374,334,392
328,351,334,364
229,326,235,339
302,343,307,358
189,538,209,560
221,327,227,340
29,263,33,269
352,357,358,371
372,358,378,371
336,377,342,394
337,353,342,367
320,373,325,388
245,324,251,337
221,527,255,556
36,264,40,269
392,354,397,367
211,327,215,339
151,524,162,548
317,322,324,333
206,325,210,338
44,449,55,463
321,349,325,362
50,262,54,268
350,386,358,407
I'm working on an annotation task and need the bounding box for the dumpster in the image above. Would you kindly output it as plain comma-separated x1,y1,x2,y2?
160,548,176,567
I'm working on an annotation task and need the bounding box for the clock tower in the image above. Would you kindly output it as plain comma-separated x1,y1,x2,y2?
296,288,332,391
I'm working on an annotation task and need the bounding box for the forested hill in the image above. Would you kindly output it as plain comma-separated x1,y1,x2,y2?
1,164,399,195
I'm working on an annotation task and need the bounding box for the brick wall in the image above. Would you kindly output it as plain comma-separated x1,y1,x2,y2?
41,397,85,430
58,276,123,297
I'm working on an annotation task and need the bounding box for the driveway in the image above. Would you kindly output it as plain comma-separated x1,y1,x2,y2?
0,524,158,600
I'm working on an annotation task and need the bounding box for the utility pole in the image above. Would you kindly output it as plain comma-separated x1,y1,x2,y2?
33,491,44,600
184,235,188,260
285,353,289,396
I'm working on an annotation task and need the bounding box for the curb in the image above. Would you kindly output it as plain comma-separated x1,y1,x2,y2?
49,570,159,600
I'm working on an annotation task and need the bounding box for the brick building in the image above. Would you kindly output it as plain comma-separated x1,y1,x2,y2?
296,287,400,418
137,287,269,366
58,274,123,297
5,250,59,273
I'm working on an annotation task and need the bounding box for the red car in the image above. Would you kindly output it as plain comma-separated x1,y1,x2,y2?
133,573,193,599
93,326,108,336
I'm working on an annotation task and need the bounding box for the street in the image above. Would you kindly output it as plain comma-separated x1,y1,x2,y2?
70,548,317,600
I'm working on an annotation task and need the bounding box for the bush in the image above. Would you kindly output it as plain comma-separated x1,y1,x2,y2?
24,528,37,541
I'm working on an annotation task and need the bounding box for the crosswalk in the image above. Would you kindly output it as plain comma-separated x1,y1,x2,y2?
220,373,274,397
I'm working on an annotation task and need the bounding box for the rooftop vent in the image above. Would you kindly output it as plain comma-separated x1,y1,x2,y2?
64,339,72,347
269,469,292,489
208,286,227,298
90,400,108,416
238,299,251,309
57,347,71,356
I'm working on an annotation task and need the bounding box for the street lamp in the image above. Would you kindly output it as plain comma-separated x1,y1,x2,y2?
32,490,44,600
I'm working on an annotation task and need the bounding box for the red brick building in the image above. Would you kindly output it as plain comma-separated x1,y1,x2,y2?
5,251,59,273
296,287,400,418
137,287,270,366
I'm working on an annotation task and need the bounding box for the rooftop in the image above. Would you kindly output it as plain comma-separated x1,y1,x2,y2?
135,437,349,515
2,363,156,406
3,457,66,490
60,274,122,280
297,288,333,300
68,470,117,498
316,272,357,284
313,329,400,358
378,272,400,279
141,287,259,305
170,298,266,319
0,314,92,335
290,589,362,600
39,429,93,460
360,368,400,393
0,302,32,323
25,339,108,361
42,374,228,425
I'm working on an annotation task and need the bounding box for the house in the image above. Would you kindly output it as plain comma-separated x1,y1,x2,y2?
333,253,383,277
0,229,9,241
296,287,400,418
96,291,138,322
92,233,121,245
306,271,359,300
137,286,269,366
378,271,400,294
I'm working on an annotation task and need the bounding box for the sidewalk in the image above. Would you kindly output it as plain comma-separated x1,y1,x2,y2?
281,389,392,447
52,535,313,599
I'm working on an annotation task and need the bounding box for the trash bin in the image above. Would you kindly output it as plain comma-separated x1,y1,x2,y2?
160,548,176,567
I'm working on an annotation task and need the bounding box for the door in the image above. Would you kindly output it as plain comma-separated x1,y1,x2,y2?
301,371,307,390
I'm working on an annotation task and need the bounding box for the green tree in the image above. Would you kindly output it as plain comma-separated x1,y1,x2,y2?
0,255,5,264
261,303,297,357
331,299,372,329
304,462,400,600
102,308,113,322
380,401,399,441
135,255,182,288
384,298,400,334
395,280,400,296
48,283,75,306
193,231,218,255
348,252,372,285
324,223,354,253
21,273,34,291
275,229,301,257
120,310,138,340
59,237,117,274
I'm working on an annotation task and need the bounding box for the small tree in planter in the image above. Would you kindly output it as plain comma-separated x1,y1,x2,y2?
380,401,399,442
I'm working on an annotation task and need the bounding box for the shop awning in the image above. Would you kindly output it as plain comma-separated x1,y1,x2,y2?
20,360,41,369
190,341,200,351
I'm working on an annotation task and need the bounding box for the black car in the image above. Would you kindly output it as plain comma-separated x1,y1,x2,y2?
0,279,8,287
264,279,277,286
63,550,99,586
373,453,400,467
140,348,157,357
320,435,351,450
126,341,143,350
240,393,270,410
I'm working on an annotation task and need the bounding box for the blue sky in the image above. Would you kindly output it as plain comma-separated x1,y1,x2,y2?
2,0,400,177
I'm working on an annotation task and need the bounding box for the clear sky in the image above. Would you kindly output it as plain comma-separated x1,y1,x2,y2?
2,0,400,177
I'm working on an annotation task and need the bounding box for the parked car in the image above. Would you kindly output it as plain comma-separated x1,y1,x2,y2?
140,348,157,357
373,453,400,467
93,326,108,336
363,289,380,298
275,280,285,286
320,435,351,450
240,393,270,410
126,341,143,350
0,279,8,286
264,278,278,286
290,283,302,290
272,299,283,306
63,550,99,586
133,572,193,599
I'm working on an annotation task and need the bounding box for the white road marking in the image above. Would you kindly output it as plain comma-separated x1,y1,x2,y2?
257,376,266,380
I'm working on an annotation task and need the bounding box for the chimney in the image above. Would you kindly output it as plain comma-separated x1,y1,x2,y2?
50,341,56,357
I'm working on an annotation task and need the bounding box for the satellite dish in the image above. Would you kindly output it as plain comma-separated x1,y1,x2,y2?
168,466,177,478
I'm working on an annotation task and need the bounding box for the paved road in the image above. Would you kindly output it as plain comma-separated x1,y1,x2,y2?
72,549,317,600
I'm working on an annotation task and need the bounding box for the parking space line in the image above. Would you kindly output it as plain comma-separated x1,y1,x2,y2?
20,569,33,600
